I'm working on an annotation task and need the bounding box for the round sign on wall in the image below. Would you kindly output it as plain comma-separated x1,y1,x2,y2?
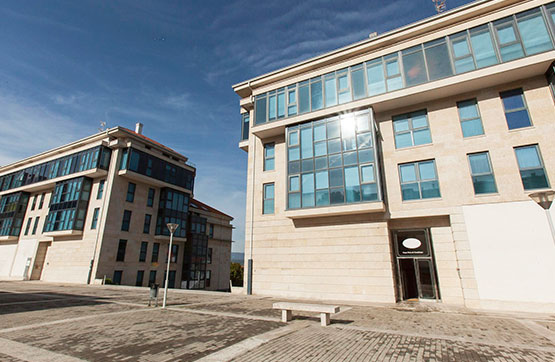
402,238,422,249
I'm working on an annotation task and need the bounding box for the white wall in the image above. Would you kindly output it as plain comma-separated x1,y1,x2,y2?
0,243,17,278
463,201,555,304
10,239,38,279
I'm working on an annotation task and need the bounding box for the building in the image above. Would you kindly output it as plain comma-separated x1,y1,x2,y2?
0,124,232,291
233,0,555,313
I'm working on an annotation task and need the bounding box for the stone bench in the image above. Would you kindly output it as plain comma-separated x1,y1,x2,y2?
273,302,340,326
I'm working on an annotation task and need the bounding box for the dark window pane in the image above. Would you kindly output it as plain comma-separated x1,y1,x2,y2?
505,109,531,129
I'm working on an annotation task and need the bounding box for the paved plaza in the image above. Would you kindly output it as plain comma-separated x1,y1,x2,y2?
0,281,554,361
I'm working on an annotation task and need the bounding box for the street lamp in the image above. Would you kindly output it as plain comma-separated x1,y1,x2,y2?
528,191,555,246
162,223,179,309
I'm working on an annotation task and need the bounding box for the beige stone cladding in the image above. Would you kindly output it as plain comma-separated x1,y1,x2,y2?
95,159,184,287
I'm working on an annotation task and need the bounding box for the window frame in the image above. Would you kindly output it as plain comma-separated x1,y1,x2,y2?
457,98,485,138
263,143,275,171
514,144,550,190
263,183,275,215
500,88,533,130
392,110,432,149
467,152,498,195
139,241,148,262
398,159,441,201
143,214,151,234
97,180,105,200
116,239,127,262
126,182,136,203
91,207,100,229
121,210,132,231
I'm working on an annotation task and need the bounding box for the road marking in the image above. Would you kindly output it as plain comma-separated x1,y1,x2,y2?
0,308,149,334
196,322,309,362
0,337,85,362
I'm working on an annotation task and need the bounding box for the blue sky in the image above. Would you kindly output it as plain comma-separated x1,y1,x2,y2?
0,0,473,252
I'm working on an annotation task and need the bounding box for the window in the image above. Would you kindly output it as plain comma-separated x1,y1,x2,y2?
263,183,274,214
351,64,366,100
393,110,432,148
139,241,148,262
424,38,453,81
209,224,214,238
514,145,549,190
24,217,32,236
298,80,310,114
126,182,136,202
43,177,92,233
399,160,441,201
494,17,525,62
116,239,127,262
384,53,403,91
450,31,475,74
121,210,131,231
31,195,37,211
113,270,123,285
155,189,189,238
500,89,532,129
516,8,553,55
468,152,497,194
143,214,151,234
337,68,351,104
207,248,212,264
97,180,105,199
206,270,211,288
457,99,484,137
91,208,100,229
469,25,499,68
38,193,45,209
148,270,157,286
170,244,178,263
310,77,323,111
402,45,428,87
255,94,267,125
264,143,275,171
366,59,386,96
147,188,155,207
32,217,39,235
151,243,160,262
287,110,379,209
547,62,555,100
136,270,144,287
241,113,250,141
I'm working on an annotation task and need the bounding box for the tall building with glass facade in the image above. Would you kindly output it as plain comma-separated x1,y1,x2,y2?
234,0,555,312
0,125,233,291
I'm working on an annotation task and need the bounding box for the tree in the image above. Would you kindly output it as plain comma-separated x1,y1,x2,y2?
230,262,244,286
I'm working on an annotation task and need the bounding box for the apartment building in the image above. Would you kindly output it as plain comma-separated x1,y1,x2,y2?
233,0,555,313
0,124,232,291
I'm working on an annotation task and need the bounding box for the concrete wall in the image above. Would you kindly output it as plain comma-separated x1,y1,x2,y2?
0,242,17,278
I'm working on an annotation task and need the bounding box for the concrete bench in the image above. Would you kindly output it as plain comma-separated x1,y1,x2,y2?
273,302,340,326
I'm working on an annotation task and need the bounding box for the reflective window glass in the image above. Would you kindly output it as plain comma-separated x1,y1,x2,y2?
500,89,531,129
515,145,549,190
468,152,497,194
457,99,484,137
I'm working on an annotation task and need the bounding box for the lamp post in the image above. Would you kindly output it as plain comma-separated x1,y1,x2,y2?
163,223,179,309
528,191,555,246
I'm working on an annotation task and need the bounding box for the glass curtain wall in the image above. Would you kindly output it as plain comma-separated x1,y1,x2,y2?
155,188,189,238
183,214,208,289
286,109,380,209
0,192,30,236
43,177,92,232
250,3,555,127
0,146,111,192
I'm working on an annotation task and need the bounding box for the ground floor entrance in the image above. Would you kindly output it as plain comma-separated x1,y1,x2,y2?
393,229,439,301
30,241,51,280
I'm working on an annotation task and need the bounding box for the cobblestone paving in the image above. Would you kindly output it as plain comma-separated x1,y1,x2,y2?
1,281,554,362
232,325,555,362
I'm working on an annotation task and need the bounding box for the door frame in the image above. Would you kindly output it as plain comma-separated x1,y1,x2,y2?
392,228,441,302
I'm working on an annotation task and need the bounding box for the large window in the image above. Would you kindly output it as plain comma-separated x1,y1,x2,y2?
152,243,160,262
155,188,189,238
116,240,127,262
286,110,380,209
147,188,155,207
97,180,105,200
514,145,549,190
0,192,29,237
43,177,92,233
246,3,554,130
136,270,144,287
121,210,132,231
241,113,250,141
468,152,497,194
126,182,136,202
263,183,274,214
500,89,532,130
91,208,100,229
264,143,275,171
457,99,484,137
0,146,111,192
120,148,195,192
399,160,441,201
139,241,148,262
184,216,209,289
143,214,151,234
393,110,432,149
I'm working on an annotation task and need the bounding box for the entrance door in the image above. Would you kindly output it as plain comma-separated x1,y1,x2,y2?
30,241,51,280
393,230,439,301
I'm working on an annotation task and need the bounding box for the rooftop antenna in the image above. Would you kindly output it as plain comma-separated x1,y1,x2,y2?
432,0,446,13
98,121,107,132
